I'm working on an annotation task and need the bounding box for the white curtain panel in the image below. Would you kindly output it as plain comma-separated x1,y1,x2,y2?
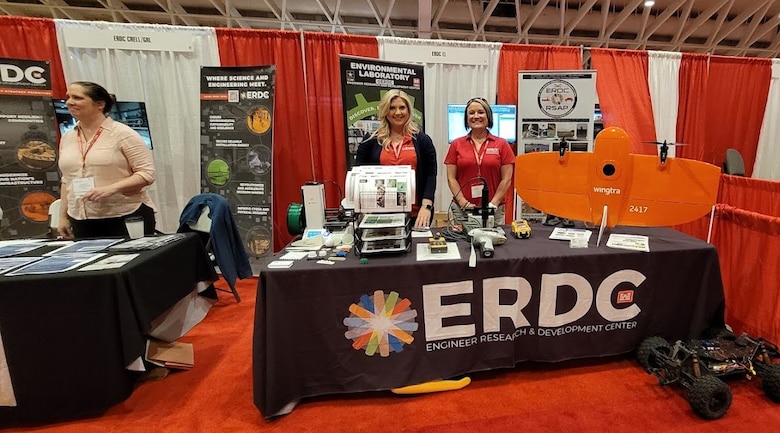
647,50,681,157
378,37,501,212
54,20,220,233
754,59,780,181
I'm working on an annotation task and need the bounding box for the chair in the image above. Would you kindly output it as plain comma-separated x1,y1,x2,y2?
723,148,745,176
48,199,61,237
178,194,252,303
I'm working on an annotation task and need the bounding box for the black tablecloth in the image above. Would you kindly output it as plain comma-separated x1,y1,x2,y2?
0,233,216,425
253,225,725,417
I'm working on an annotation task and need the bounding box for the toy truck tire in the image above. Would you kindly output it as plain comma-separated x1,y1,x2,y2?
688,376,732,420
637,336,671,371
760,364,780,403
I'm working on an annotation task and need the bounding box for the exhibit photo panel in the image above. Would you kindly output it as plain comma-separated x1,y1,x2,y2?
339,55,425,169
0,57,60,239
200,65,276,271
516,70,597,221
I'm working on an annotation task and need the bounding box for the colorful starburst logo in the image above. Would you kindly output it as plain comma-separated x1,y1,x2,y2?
344,290,418,357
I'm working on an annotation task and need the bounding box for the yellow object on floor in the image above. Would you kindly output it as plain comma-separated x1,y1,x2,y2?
390,377,471,394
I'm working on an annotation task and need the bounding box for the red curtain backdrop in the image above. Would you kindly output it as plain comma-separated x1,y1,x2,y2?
217,29,311,251
718,174,780,217
703,56,771,176
496,44,583,105
497,44,582,220
712,205,780,344
676,53,709,161
0,16,67,97
590,48,656,154
302,33,378,199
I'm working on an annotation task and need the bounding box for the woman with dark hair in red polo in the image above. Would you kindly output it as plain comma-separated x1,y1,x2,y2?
445,97,515,225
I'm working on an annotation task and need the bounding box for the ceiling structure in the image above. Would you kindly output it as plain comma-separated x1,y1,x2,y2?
3,0,780,58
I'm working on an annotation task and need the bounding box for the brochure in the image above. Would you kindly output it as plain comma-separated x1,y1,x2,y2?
360,226,408,241
0,257,42,274
358,213,408,229
360,238,408,254
0,244,45,258
606,234,650,252
549,227,593,242
78,254,141,271
45,239,123,256
5,253,105,276
109,234,187,251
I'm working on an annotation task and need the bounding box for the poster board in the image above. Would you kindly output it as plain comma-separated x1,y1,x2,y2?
199,66,276,273
0,58,59,239
515,70,597,221
339,56,425,169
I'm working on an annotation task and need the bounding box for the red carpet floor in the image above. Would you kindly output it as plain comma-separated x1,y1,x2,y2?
3,277,780,433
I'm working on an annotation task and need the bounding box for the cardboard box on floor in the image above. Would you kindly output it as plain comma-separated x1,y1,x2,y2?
145,340,194,370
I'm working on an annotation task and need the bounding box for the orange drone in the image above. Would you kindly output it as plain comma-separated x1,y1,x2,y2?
514,127,721,228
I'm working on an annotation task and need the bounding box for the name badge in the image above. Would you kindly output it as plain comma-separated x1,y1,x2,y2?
72,177,95,198
471,184,483,199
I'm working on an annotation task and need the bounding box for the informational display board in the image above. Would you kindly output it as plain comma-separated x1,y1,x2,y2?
516,70,597,221
339,56,425,169
200,66,276,271
0,58,60,239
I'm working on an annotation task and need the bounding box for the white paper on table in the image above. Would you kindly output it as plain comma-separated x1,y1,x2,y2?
45,239,123,256
0,257,43,274
549,227,592,242
416,242,461,261
79,253,140,271
5,253,105,276
278,251,310,260
268,260,294,269
411,229,433,238
606,234,650,252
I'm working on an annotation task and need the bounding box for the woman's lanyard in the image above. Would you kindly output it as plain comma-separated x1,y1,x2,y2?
471,137,489,177
391,137,405,160
77,126,103,171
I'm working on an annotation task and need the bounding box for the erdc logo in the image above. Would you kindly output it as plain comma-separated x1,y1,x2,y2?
0,64,46,85
537,79,576,119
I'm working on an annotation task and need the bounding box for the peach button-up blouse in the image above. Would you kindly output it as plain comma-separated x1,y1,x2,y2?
58,117,156,220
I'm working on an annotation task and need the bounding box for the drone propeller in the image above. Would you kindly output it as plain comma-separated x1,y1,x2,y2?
643,141,688,164
643,140,689,146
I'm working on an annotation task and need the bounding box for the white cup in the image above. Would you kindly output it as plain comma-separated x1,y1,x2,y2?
124,217,145,239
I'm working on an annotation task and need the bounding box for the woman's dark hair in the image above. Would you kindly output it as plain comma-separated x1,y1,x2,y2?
71,81,116,114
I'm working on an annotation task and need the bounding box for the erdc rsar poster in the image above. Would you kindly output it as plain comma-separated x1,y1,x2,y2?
200,66,275,270
340,56,425,169
0,58,60,239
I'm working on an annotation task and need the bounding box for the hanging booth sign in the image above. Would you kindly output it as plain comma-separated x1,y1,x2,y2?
339,56,425,169
0,58,60,239
200,66,276,272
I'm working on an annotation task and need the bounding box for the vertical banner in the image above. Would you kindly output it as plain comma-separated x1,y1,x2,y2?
516,70,597,221
340,56,425,169
0,58,59,239
200,66,276,272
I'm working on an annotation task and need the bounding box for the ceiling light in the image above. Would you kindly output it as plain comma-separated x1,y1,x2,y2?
644,1,655,6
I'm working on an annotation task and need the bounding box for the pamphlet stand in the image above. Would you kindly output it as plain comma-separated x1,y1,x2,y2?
353,212,412,257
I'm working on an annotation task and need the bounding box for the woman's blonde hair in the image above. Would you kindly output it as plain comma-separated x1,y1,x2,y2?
370,89,419,149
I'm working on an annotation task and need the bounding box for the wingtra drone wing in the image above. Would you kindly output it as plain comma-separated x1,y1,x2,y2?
514,127,721,228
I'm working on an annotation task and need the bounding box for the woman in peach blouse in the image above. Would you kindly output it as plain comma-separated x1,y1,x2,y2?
57,81,157,239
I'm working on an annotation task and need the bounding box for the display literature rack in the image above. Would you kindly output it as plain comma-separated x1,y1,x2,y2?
353,213,412,256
